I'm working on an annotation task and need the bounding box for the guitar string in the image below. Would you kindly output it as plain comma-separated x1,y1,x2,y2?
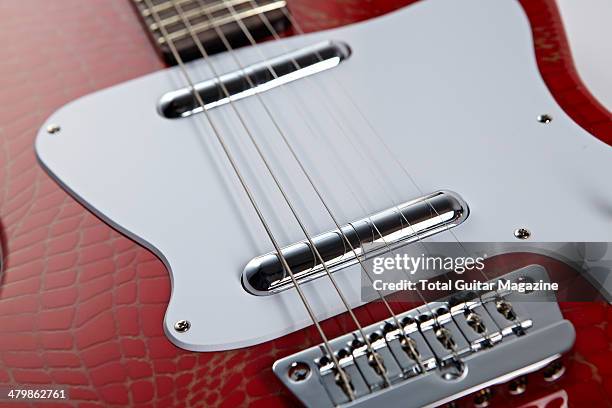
239,0,521,332
185,0,429,374
142,0,356,399
202,0,469,383
218,0,449,337
165,0,486,379
202,0,516,372
222,0,506,357
193,0,441,369
195,0,433,341
164,0,504,380
276,4,527,334
168,0,391,384
262,3,513,314
241,1,457,277
206,0,460,369
223,0,451,295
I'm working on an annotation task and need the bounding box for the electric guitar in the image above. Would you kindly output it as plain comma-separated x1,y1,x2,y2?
0,0,611,407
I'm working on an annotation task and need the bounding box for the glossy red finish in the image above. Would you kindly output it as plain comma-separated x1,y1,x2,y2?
0,1,610,407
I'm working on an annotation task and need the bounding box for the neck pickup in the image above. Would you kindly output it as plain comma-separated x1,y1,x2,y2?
158,41,351,118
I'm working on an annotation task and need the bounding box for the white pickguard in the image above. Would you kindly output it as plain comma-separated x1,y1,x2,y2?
36,0,612,351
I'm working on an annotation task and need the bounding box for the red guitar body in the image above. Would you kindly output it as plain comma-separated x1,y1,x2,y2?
0,1,611,407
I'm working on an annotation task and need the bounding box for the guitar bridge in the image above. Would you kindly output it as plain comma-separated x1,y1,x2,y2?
273,265,575,407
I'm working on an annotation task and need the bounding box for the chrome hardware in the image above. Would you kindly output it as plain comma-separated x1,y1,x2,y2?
482,295,532,337
451,302,502,351
173,319,191,332
318,349,367,404
46,124,61,134
496,300,515,320
273,265,575,407
514,228,531,240
465,313,485,334
543,360,566,382
440,358,466,381
537,114,553,124
508,376,527,395
473,388,493,407
158,41,350,118
359,332,401,388
436,327,456,350
288,362,311,382
417,304,471,365
384,317,437,377
243,191,469,295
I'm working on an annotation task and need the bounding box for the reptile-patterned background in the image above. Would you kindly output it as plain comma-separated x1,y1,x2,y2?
0,0,611,407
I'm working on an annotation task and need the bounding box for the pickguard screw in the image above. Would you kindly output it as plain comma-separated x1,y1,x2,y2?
514,228,531,240
174,319,191,333
47,124,61,134
537,114,552,124
288,361,311,382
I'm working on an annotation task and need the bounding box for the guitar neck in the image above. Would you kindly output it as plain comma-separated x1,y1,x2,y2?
132,0,291,64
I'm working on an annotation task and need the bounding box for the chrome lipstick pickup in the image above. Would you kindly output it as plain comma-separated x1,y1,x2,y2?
158,41,350,118
242,191,469,295
273,265,575,407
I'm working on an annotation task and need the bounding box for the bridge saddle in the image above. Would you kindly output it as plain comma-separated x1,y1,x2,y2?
272,265,574,407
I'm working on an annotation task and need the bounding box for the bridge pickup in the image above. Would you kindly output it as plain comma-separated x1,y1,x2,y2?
272,265,575,407
158,41,350,118
242,191,469,295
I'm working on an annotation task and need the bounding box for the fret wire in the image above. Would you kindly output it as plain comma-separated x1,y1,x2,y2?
134,0,193,16
157,1,286,44
149,0,253,31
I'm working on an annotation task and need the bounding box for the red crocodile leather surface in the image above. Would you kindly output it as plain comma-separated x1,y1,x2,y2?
0,1,610,407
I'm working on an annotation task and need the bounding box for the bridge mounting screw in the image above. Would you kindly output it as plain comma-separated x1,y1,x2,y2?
514,228,531,240
508,376,527,395
474,388,493,407
537,114,552,124
174,319,191,333
288,361,311,382
543,360,566,382
46,124,61,134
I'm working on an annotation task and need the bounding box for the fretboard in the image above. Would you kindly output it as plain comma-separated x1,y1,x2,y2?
132,0,291,64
